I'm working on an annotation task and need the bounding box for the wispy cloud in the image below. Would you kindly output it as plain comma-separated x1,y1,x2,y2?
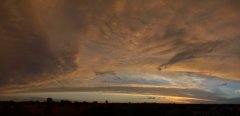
0,0,239,103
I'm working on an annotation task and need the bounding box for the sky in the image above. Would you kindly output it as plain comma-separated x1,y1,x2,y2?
0,0,240,103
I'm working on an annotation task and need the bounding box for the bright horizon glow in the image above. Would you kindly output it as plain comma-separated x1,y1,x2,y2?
0,91,219,104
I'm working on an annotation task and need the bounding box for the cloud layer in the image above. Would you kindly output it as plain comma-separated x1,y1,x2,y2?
0,0,239,103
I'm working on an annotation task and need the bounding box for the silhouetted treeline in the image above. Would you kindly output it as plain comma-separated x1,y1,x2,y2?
0,100,240,116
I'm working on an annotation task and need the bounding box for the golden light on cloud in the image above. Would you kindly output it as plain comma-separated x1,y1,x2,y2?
0,0,240,103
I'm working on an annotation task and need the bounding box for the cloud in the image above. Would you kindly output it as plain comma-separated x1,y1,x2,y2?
158,40,221,69
3,70,239,103
0,0,78,86
95,71,116,76
0,0,240,103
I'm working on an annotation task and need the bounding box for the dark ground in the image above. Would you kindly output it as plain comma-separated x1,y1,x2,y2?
0,100,240,116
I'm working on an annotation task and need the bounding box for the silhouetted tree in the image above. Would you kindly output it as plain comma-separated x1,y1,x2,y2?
46,98,53,103
93,101,98,104
105,100,108,104
45,98,53,114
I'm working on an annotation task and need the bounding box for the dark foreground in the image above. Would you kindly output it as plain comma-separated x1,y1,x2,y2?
0,101,240,116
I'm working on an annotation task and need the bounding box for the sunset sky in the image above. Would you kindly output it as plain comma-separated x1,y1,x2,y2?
0,0,240,103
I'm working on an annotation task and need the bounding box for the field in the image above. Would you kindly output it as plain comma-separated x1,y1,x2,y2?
0,101,240,116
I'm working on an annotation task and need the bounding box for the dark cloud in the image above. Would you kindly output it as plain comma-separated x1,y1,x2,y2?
225,98,240,104
147,97,156,99
0,0,77,86
95,71,116,76
159,40,221,68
